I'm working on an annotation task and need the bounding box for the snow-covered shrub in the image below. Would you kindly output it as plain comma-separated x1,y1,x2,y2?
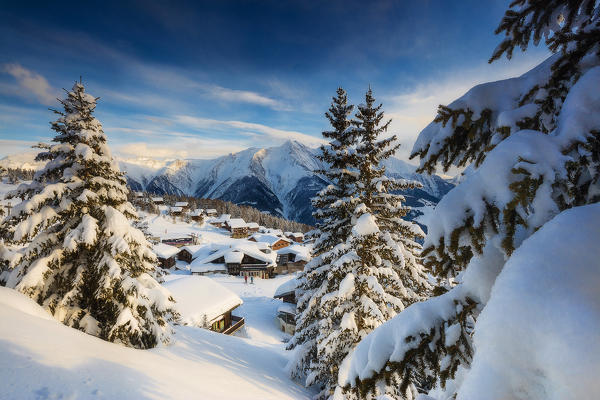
0,82,178,349
337,1,600,398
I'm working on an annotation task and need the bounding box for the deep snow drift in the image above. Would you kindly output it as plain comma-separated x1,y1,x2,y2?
341,204,600,400
0,273,312,400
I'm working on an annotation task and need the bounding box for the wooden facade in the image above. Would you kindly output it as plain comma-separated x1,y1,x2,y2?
178,248,194,263
225,253,275,278
231,226,249,238
209,307,245,335
157,255,176,269
190,214,204,222
271,238,291,250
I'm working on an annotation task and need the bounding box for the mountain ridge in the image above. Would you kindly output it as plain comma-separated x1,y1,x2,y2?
0,140,454,225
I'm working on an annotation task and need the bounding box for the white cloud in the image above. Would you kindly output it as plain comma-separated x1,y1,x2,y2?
204,85,288,110
174,115,326,147
0,139,39,158
113,137,247,160
2,64,58,105
382,52,551,161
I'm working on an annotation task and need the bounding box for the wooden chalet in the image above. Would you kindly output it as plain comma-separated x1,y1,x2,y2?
153,243,180,269
190,244,277,279
247,222,260,233
274,278,298,334
163,276,245,335
209,214,231,228
248,233,292,251
170,206,183,216
205,208,218,217
276,244,311,274
161,235,196,247
226,218,249,238
151,197,164,205
177,244,206,263
189,209,204,222
174,201,189,211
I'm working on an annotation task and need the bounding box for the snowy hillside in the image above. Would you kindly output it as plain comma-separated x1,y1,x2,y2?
0,278,314,400
1,140,454,226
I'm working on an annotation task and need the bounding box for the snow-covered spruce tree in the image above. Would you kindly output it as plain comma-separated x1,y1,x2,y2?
338,2,600,399
353,89,429,311
287,88,360,395
326,90,430,400
0,82,177,349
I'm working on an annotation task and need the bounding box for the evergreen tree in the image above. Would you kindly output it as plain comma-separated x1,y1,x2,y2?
354,89,429,310
324,90,429,400
342,2,600,398
287,88,360,395
0,82,177,349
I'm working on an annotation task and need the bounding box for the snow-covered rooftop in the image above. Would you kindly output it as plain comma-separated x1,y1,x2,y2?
277,302,296,315
170,206,183,212
276,244,311,262
153,243,180,259
174,202,188,207
190,263,227,274
274,278,297,298
180,245,207,259
193,242,277,266
151,197,163,202
227,218,247,229
163,276,242,324
250,233,291,246
224,251,244,264
247,222,259,228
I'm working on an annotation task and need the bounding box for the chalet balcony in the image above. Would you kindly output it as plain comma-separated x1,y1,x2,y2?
223,315,245,335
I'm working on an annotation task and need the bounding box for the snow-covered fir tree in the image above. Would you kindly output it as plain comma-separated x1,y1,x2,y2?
325,90,429,400
338,1,600,399
290,87,429,399
0,82,178,349
287,87,360,394
353,89,429,312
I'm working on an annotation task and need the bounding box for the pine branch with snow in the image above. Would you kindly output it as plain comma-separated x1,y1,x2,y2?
0,82,178,349
413,1,600,174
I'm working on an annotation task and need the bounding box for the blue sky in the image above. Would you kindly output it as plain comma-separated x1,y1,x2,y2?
0,0,550,161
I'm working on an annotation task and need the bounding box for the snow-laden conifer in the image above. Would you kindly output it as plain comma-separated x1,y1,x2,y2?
339,2,600,399
324,90,429,400
0,82,177,349
353,89,429,308
287,88,360,394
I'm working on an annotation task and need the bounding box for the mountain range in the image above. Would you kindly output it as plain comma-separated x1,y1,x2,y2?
0,140,454,226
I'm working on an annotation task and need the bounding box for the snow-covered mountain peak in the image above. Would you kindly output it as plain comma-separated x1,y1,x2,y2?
2,140,454,225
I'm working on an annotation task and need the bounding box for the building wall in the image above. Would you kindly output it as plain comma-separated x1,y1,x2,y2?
178,250,193,263
158,256,175,269
272,240,290,250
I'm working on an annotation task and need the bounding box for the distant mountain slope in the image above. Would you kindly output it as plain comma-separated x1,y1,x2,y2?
1,140,454,226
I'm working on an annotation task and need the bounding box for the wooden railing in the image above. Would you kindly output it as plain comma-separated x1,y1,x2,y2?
223,315,245,335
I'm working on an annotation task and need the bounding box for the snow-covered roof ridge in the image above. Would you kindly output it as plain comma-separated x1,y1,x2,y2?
153,243,180,259
191,242,276,267
227,218,247,229
274,277,298,298
276,244,311,261
250,233,291,245
162,276,242,324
